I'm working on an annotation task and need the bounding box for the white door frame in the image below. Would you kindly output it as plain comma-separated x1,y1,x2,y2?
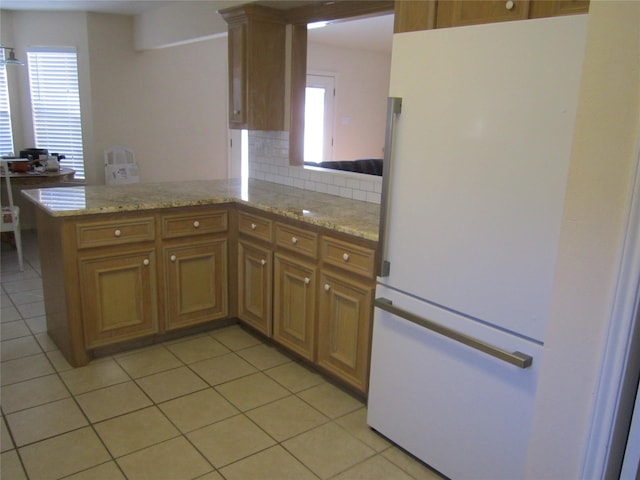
582,132,640,478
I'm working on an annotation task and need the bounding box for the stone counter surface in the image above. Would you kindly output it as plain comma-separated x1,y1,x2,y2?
22,178,380,241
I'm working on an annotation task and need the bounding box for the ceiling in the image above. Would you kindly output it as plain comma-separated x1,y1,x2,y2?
0,0,393,53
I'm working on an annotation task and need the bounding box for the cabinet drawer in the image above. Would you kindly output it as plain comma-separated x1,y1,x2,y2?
238,211,274,243
275,223,318,259
76,217,155,249
162,210,227,239
321,236,376,279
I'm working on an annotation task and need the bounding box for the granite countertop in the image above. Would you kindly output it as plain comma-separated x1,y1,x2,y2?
22,178,380,241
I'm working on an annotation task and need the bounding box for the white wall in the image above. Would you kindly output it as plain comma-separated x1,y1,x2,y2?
1,10,230,186
307,42,390,161
86,13,229,184
525,1,640,478
133,0,231,50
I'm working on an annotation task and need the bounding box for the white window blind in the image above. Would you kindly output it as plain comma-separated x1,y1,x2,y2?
0,66,14,156
27,48,84,179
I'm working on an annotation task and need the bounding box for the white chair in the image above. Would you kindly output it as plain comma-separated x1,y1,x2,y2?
104,145,140,185
0,160,24,271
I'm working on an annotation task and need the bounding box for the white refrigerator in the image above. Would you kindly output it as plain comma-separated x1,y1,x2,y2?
367,15,588,479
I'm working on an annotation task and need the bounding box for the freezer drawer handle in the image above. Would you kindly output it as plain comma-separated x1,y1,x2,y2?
374,297,533,369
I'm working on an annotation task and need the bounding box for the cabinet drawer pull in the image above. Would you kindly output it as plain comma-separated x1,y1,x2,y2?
291,236,298,245
143,258,150,266
193,220,200,228
261,259,266,266
304,277,310,285
170,255,177,262
505,0,514,10
342,253,350,262
233,109,241,115
251,223,257,230
114,229,122,237
324,284,331,292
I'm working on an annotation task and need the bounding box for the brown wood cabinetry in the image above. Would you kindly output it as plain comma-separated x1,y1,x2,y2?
235,209,376,394
237,210,275,336
39,201,376,393
273,222,319,361
39,207,230,366
318,236,376,394
161,209,228,331
76,214,159,349
273,253,317,361
529,0,590,18
220,4,286,130
394,0,589,33
318,271,373,393
238,240,273,336
436,0,530,28
79,246,158,349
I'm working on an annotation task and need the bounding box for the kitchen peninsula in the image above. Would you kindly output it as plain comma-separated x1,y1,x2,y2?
23,179,380,394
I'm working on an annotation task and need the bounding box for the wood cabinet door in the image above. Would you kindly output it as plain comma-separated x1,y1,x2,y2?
394,0,437,33
529,0,589,18
164,239,228,331
238,240,273,336
79,247,158,349
228,21,247,128
436,0,530,28
318,271,374,394
273,253,316,361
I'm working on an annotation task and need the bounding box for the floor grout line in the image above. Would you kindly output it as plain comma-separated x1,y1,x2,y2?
1,232,439,480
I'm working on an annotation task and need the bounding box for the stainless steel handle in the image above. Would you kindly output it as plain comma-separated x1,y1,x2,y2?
374,297,533,369
378,97,402,277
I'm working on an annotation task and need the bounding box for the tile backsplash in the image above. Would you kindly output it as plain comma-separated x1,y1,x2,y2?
248,131,382,204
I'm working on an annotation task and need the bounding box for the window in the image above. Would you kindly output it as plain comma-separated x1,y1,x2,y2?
0,65,13,156
304,74,335,164
27,48,84,179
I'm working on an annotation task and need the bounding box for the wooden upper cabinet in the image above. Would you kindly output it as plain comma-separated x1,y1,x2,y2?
220,4,286,130
436,0,530,28
395,0,589,33
394,0,437,33
529,0,590,18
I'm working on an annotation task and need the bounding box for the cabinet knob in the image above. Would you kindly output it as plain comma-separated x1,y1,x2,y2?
261,259,266,266
143,259,150,266
505,0,515,10
233,109,241,115
291,237,298,245
342,253,350,262
304,277,310,285
193,220,200,228
114,229,122,237
324,284,331,291
170,255,177,262
251,223,257,230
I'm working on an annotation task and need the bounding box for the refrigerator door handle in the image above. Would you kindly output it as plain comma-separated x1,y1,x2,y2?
375,297,533,368
377,97,402,277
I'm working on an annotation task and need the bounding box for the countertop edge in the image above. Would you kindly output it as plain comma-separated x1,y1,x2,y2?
21,182,379,242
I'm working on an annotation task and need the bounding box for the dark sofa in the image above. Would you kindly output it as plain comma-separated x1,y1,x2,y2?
304,158,383,176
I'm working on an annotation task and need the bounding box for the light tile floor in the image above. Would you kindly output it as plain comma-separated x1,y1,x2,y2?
1,231,443,480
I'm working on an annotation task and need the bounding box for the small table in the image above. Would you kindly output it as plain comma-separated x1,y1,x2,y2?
1,168,76,185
